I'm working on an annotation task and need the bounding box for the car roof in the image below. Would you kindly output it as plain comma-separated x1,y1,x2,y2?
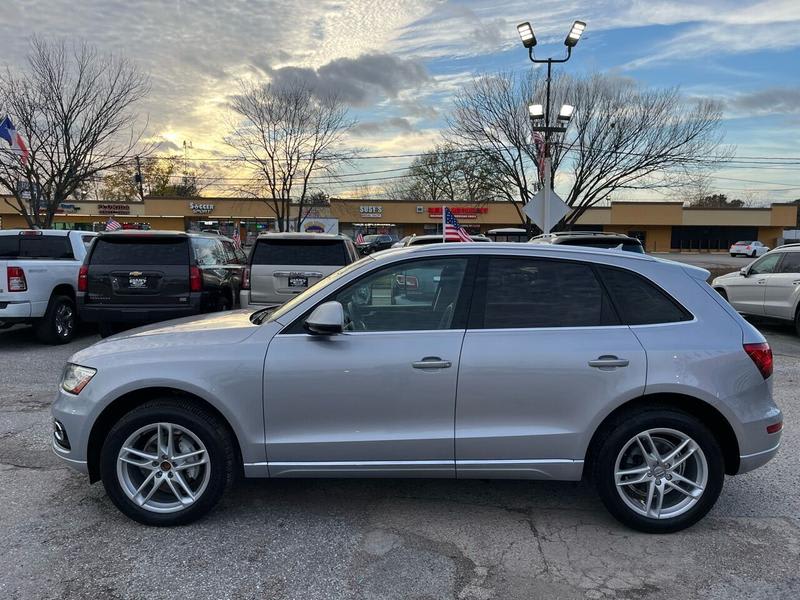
0,228,72,236
256,232,346,241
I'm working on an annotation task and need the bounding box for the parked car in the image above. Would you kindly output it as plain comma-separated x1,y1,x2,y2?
0,229,95,343
402,234,490,246
712,244,800,334
730,240,769,257
240,232,358,308
530,231,645,253
53,242,781,532
356,234,396,255
78,231,245,337
486,227,528,242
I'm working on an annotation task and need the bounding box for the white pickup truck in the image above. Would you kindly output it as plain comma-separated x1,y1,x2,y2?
0,229,96,344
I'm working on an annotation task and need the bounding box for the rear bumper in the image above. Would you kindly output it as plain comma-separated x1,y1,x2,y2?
240,290,282,310
78,294,203,324
0,300,32,321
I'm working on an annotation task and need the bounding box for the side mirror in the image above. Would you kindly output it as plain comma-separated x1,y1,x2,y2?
739,267,749,277
304,301,344,335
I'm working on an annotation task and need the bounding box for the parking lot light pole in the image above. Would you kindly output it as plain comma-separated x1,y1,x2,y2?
517,20,585,233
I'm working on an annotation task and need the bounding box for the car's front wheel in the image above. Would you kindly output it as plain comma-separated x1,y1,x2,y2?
592,408,724,533
100,399,236,526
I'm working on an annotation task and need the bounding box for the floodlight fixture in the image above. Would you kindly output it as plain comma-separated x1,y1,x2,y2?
564,20,586,47
517,22,537,48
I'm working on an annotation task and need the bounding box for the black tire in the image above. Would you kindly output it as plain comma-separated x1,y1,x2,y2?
794,307,800,337
716,288,728,301
35,294,76,344
751,250,757,258
591,407,724,534
99,398,236,526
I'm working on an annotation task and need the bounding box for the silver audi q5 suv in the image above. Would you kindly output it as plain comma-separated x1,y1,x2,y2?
52,243,783,532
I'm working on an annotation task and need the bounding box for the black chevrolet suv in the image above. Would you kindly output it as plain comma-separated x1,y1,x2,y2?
78,231,246,337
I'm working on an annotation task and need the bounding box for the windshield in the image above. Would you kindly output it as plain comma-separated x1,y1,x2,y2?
258,255,375,324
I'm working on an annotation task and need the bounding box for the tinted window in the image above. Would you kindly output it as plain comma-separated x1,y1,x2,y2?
19,236,74,259
0,236,20,257
749,253,781,275
600,267,691,325
221,240,239,264
90,237,190,265
777,253,800,274
330,258,468,332
252,239,347,266
192,238,227,266
481,258,618,328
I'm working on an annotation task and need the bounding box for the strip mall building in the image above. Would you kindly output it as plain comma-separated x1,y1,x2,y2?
1,196,796,252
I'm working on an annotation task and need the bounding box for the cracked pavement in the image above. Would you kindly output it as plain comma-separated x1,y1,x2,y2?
0,321,798,600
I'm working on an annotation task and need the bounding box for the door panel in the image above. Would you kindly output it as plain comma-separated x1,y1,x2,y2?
727,253,783,315
765,252,800,319
456,327,646,474
264,330,464,476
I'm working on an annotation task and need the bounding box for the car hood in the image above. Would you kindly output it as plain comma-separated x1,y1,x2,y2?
712,270,742,284
71,310,262,365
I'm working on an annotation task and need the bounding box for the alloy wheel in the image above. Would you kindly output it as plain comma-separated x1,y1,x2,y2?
614,428,708,520
116,422,211,513
55,303,74,338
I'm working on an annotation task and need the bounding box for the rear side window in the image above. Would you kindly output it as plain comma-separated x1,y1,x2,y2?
778,253,800,274
478,257,618,328
90,237,190,265
599,267,691,325
19,236,74,259
251,239,347,266
192,238,227,266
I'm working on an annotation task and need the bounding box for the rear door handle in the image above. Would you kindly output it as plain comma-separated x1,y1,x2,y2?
412,357,452,369
588,355,630,369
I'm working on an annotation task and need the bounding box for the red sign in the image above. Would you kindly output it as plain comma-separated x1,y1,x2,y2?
428,206,488,219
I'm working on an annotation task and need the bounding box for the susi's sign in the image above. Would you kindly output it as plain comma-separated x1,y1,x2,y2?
359,205,383,218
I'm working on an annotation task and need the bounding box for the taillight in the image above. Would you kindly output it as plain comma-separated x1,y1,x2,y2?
766,422,783,434
7,266,27,292
190,266,202,292
744,342,773,379
241,267,250,290
78,265,88,292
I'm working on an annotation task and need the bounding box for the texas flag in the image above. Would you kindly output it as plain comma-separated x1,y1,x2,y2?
0,116,30,165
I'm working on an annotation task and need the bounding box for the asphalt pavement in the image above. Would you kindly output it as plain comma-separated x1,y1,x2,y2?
0,310,798,599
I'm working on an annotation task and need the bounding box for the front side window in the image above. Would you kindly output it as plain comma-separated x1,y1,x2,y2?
599,267,691,325
749,253,781,275
478,257,618,329
778,253,800,274
317,258,469,332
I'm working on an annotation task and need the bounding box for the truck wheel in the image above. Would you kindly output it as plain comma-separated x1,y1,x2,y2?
98,322,125,338
35,295,76,344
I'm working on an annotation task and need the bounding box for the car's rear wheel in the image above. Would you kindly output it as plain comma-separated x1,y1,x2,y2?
100,399,236,526
794,307,800,337
592,408,724,533
716,288,728,301
35,294,76,344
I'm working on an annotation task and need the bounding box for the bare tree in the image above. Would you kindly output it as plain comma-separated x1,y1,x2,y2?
0,38,149,227
226,80,357,232
392,144,501,204
100,156,218,201
446,71,729,231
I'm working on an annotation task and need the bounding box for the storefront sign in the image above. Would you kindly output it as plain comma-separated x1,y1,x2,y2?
190,202,215,214
359,205,383,218
302,218,339,235
98,203,131,215
57,203,80,214
427,206,488,219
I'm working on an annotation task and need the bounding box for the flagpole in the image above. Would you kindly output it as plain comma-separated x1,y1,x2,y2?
442,206,446,243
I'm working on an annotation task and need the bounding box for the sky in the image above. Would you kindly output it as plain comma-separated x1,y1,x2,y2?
1,0,799,203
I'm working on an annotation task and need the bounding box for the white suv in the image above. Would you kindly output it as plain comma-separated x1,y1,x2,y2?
713,245,800,334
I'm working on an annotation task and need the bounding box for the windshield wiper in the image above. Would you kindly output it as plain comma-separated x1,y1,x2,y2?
249,306,275,325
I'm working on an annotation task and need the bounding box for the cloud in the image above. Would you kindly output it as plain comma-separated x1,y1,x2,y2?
727,87,800,116
351,117,416,137
265,53,429,106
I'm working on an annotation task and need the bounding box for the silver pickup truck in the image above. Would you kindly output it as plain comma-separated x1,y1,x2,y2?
0,229,96,343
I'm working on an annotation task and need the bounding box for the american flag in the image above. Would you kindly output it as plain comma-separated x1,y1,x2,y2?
105,217,122,231
533,132,546,181
355,231,365,244
231,225,242,248
443,207,473,242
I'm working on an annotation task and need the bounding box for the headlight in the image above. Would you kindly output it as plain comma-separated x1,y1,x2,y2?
61,364,96,395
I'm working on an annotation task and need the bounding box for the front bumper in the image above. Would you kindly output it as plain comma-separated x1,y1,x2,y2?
50,387,94,475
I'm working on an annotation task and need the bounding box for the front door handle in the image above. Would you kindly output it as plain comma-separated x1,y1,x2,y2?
412,357,452,369
588,355,630,369
757,279,767,285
